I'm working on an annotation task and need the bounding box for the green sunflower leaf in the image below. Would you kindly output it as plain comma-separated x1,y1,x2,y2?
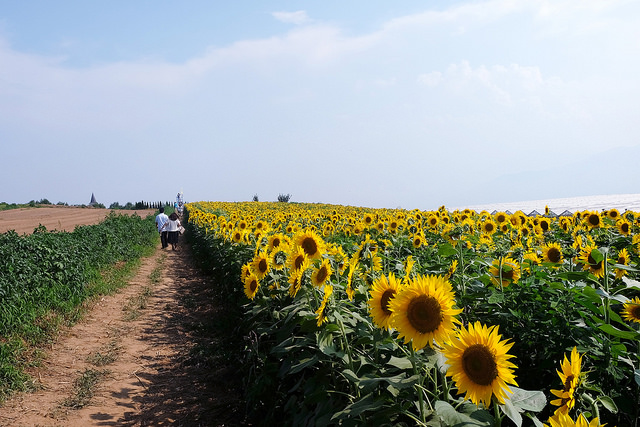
597,395,618,413
598,323,640,340
434,400,492,426
508,387,547,412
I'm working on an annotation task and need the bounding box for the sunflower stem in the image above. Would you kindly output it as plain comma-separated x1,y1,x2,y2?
410,346,427,424
492,401,503,426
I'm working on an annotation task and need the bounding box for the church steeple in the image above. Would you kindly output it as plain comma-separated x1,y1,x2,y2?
90,193,97,206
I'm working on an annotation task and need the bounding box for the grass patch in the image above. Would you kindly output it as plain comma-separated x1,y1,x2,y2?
61,368,109,409
86,340,120,367
123,286,153,321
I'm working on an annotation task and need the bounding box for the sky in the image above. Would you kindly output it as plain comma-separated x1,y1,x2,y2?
1,0,639,211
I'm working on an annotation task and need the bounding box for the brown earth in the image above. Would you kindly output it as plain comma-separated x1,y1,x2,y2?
0,207,156,235
0,210,247,426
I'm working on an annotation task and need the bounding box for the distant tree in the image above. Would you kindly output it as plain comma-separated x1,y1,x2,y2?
28,200,36,207
277,193,292,202
124,202,134,210
56,201,68,206
38,198,52,205
109,202,122,209
253,194,259,202
94,203,106,209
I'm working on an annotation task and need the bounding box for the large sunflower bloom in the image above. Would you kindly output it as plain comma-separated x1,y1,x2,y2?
442,321,518,407
244,273,260,300
311,259,332,287
622,296,640,324
287,245,310,272
550,347,583,415
389,274,462,350
294,230,326,260
368,273,402,330
251,252,270,280
542,242,564,264
584,211,602,229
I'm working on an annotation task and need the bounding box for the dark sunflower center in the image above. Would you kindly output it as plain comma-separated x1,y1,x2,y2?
621,223,629,233
249,279,258,293
407,295,443,334
272,238,281,248
631,305,640,319
587,254,602,269
540,221,549,231
588,215,600,226
380,289,396,315
501,268,514,280
258,259,268,273
548,248,561,263
316,266,328,283
294,255,305,270
301,237,318,257
414,238,421,246
462,344,498,386
485,223,494,232
563,374,574,391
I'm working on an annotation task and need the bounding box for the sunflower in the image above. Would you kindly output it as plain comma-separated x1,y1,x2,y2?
615,247,630,278
389,274,462,350
522,251,540,273
542,242,564,264
404,255,416,276
445,260,458,280
252,252,270,280
579,245,605,278
315,284,333,326
288,269,304,298
489,257,521,287
412,233,425,249
607,208,620,220
311,259,332,287
494,212,509,224
538,218,551,233
267,233,289,252
287,246,310,272
481,219,497,235
294,230,326,260
368,273,402,330
550,346,583,415
584,211,602,229
269,249,287,270
243,273,260,300
231,229,245,243
622,296,640,323
617,219,632,236
545,412,604,427
442,321,518,407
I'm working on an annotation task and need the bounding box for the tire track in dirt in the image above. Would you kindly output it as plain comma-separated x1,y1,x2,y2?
0,245,245,426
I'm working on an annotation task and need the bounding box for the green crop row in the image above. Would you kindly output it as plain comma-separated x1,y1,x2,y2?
0,212,158,399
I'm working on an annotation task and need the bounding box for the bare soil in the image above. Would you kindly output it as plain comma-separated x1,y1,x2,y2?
0,210,247,426
0,207,155,235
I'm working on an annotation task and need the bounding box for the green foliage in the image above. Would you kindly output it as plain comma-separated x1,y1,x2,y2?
0,212,157,399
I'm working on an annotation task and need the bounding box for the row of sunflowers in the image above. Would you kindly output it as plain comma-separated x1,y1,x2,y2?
186,201,640,426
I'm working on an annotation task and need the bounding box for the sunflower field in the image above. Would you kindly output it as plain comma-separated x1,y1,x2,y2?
185,201,640,426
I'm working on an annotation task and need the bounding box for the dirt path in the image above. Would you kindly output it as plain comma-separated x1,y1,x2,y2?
0,207,155,235
0,245,246,426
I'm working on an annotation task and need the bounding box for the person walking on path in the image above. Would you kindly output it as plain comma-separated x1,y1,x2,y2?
155,207,170,249
161,212,182,250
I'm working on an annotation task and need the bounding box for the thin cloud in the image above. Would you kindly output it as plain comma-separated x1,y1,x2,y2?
272,11,312,25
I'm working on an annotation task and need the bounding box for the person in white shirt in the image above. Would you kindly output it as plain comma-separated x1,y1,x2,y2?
155,207,170,249
161,212,182,250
